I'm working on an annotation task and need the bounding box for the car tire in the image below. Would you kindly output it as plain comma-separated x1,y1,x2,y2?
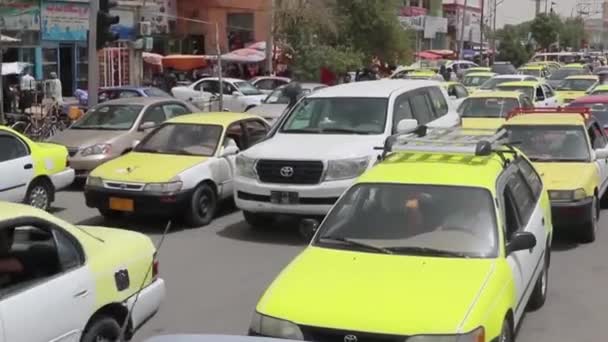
25,179,53,211
579,196,599,243
81,315,123,342
185,183,217,227
98,208,123,219
527,249,549,311
497,318,513,342
243,211,275,229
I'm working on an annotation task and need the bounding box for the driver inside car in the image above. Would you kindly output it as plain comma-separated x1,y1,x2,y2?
0,228,25,286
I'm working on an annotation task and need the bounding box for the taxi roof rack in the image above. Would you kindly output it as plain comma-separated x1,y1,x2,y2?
378,127,517,167
506,106,591,120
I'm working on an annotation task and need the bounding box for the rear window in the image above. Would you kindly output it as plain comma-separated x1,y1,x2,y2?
459,97,519,118
143,88,171,97
568,102,608,126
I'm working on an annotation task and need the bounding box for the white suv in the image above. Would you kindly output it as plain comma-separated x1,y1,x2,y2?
233,80,461,227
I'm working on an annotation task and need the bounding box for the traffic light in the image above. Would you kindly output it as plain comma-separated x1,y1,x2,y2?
97,0,119,50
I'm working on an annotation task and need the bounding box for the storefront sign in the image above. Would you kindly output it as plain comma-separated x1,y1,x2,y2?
0,0,40,31
42,2,89,41
398,6,428,17
399,15,425,31
424,16,447,39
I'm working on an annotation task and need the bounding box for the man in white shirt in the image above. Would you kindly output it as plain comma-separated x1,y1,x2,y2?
45,72,63,104
19,70,35,113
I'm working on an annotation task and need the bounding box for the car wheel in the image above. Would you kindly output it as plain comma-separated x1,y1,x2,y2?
243,211,275,229
527,249,549,311
81,315,123,342
579,196,599,243
185,183,217,227
497,318,513,342
25,179,53,211
98,208,123,219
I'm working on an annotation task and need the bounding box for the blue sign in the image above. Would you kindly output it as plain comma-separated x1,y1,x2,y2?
42,2,89,41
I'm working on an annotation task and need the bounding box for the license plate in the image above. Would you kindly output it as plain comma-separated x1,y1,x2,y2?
270,191,299,205
109,197,134,212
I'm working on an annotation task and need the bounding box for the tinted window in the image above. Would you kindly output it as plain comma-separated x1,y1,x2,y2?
428,87,448,118
463,75,493,87
409,91,434,124
143,88,171,97
226,122,245,150
136,123,222,156
392,94,414,133
118,90,140,98
244,120,269,147
54,230,82,270
162,103,190,118
556,79,596,91
506,125,590,161
196,80,219,93
0,134,28,162
491,64,517,74
542,85,555,98
72,105,143,130
517,158,543,199
588,123,607,149
314,184,498,258
535,86,545,100
548,68,586,80
455,85,469,98
569,102,608,126
235,81,263,95
264,87,289,104
507,172,535,224
141,105,167,125
254,79,276,91
459,97,519,118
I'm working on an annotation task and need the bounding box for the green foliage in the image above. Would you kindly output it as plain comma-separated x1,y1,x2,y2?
559,17,587,50
530,13,561,50
291,45,364,81
496,25,531,67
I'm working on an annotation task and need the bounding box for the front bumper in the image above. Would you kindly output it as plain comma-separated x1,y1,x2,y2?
69,155,115,178
126,278,166,331
84,186,193,215
50,168,75,191
551,196,593,227
234,176,352,216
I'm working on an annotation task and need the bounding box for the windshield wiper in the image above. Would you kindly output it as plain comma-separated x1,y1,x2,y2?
385,246,469,257
320,128,372,135
282,128,322,133
319,236,393,254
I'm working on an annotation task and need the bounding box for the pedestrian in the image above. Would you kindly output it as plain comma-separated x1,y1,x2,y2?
19,69,35,113
447,68,458,82
343,73,352,84
439,65,448,81
46,72,63,104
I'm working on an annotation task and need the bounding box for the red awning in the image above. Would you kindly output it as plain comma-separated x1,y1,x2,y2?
162,55,209,71
415,51,442,60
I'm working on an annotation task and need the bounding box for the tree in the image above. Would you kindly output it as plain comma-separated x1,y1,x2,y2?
530,13,561,50
496,25,531,67
560,17,587,50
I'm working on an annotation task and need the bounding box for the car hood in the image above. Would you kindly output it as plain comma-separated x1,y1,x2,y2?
91,152,207,182
555,90,586,100
461,117,506,130
246,104,287,119
47,129,126,148
257,247,496,335
245,133,385,160
533,162,596,190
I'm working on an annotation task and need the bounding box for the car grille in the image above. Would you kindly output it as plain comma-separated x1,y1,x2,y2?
67,147,79,157
256,160,324,184
300,326,408,342
104,181,145,191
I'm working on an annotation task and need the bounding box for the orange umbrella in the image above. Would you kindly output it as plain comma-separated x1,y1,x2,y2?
162,55,210,71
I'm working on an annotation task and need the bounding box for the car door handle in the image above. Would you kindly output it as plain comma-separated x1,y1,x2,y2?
73,289,89,298
23,163,33,170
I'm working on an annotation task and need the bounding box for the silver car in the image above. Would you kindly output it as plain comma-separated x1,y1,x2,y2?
246,83,327,125
47,97,198,179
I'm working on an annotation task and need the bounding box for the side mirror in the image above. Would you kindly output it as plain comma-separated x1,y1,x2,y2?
595,147,608,159
220,145,239,157
299,218,319,241
132,140,140,149
506,231,537,254
138,121,156,131
396,118,419,134
232,91,241,96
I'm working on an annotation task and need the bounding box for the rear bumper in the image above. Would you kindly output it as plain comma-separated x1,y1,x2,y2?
551,197,593,227
84,186,193,215
50,168,75,191
126,278,166,331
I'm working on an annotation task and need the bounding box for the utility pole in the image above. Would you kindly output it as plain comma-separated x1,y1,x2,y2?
459,0,469,60
215,22,223,111
491,0,497,64
544,0,548,14
265,0,274,75
480,0,485,62
0,28,4,124
88,0,100,107
536,0,541,16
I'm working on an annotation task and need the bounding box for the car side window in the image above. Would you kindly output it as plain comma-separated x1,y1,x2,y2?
588,123,607,149
392,93,414,133
0,133,29,162
507,172,535,225
516,158,542,200
197,80,219,94
162,103,190,119
542,85,554,98
255,79,275,91
274,79,289,88
53,229,83,271
223,82,237,95
455,85,469,98
141,105,167,125
535,86,545,101
521,95,534,108
409,90,434,124
118,91,140,98
244,120,269,148
428,87,449,118
225,122,245,150
502,186,521,241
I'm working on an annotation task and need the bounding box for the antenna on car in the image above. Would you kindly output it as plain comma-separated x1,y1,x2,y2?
119,220,172,341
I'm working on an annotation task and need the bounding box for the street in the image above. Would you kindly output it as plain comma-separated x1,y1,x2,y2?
52,186,608,342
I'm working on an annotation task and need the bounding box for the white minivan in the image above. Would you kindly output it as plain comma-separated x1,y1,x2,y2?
233,80,461,227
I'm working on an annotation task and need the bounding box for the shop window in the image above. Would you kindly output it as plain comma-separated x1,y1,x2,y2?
227,13,254,51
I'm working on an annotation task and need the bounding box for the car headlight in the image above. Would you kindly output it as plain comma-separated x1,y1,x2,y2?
549,188,586,201
324,156,370,181
408,327,485,342
143,181,183,193
249,312,304,340
80,143,112,156
86,176,103,187
236,155,257,179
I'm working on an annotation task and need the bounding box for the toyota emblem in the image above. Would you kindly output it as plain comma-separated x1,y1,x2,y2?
344,335,358,342
280,166,294,178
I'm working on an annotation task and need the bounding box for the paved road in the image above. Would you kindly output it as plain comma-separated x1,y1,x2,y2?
53,187,607,342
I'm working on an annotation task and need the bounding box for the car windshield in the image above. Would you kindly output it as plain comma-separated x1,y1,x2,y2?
143,87,171,97
463,75,492,87
496,85,535,100
235,81,263,96
479,77,520,90
548,68,585,80
590,89,608,95
459,97,519,118
505,125,590,162
520,69,542,77
314,184,498,258
556,79,596,91
280,97,388,135
135,123,222,156
568,102,608,126
71,105,143,130
491,64,516,74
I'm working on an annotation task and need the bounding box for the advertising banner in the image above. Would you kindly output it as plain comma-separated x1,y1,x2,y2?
0,0,40,31
42,2,89,41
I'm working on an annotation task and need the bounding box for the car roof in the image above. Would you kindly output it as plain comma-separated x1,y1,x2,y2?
96,97,180,106
0,202,68,224
307,80,441,98
570,94,608,104
564,75,598,80
519,65,544,70
493,74,533,79
505,113,587,126
168,112,263,126
497,81,540,87
358,149,505,191
464,72,496,77
469,91,522,99
199,77,246,83
564,63,585,69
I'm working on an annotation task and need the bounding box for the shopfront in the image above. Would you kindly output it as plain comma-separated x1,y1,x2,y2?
0,0,41,80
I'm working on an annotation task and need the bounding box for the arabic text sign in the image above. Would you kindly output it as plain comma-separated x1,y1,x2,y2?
42,2,89,41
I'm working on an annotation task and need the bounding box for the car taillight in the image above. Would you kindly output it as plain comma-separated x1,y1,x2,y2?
152,253,159,279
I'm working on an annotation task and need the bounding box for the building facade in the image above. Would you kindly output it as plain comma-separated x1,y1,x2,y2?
397,0,448,50
442,0,483,52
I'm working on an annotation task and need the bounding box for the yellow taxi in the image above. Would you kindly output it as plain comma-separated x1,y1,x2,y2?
496,81,559,107
459,91,533,130
588,84,608,95
503,107,608,242
463,67,492,76
250,128,552,342
518,65,549,80
462,72,497,93
406,69,444,81
554,75,598,104
525,61,561,74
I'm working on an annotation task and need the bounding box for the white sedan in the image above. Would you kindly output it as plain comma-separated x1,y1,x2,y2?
171,77,267,112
